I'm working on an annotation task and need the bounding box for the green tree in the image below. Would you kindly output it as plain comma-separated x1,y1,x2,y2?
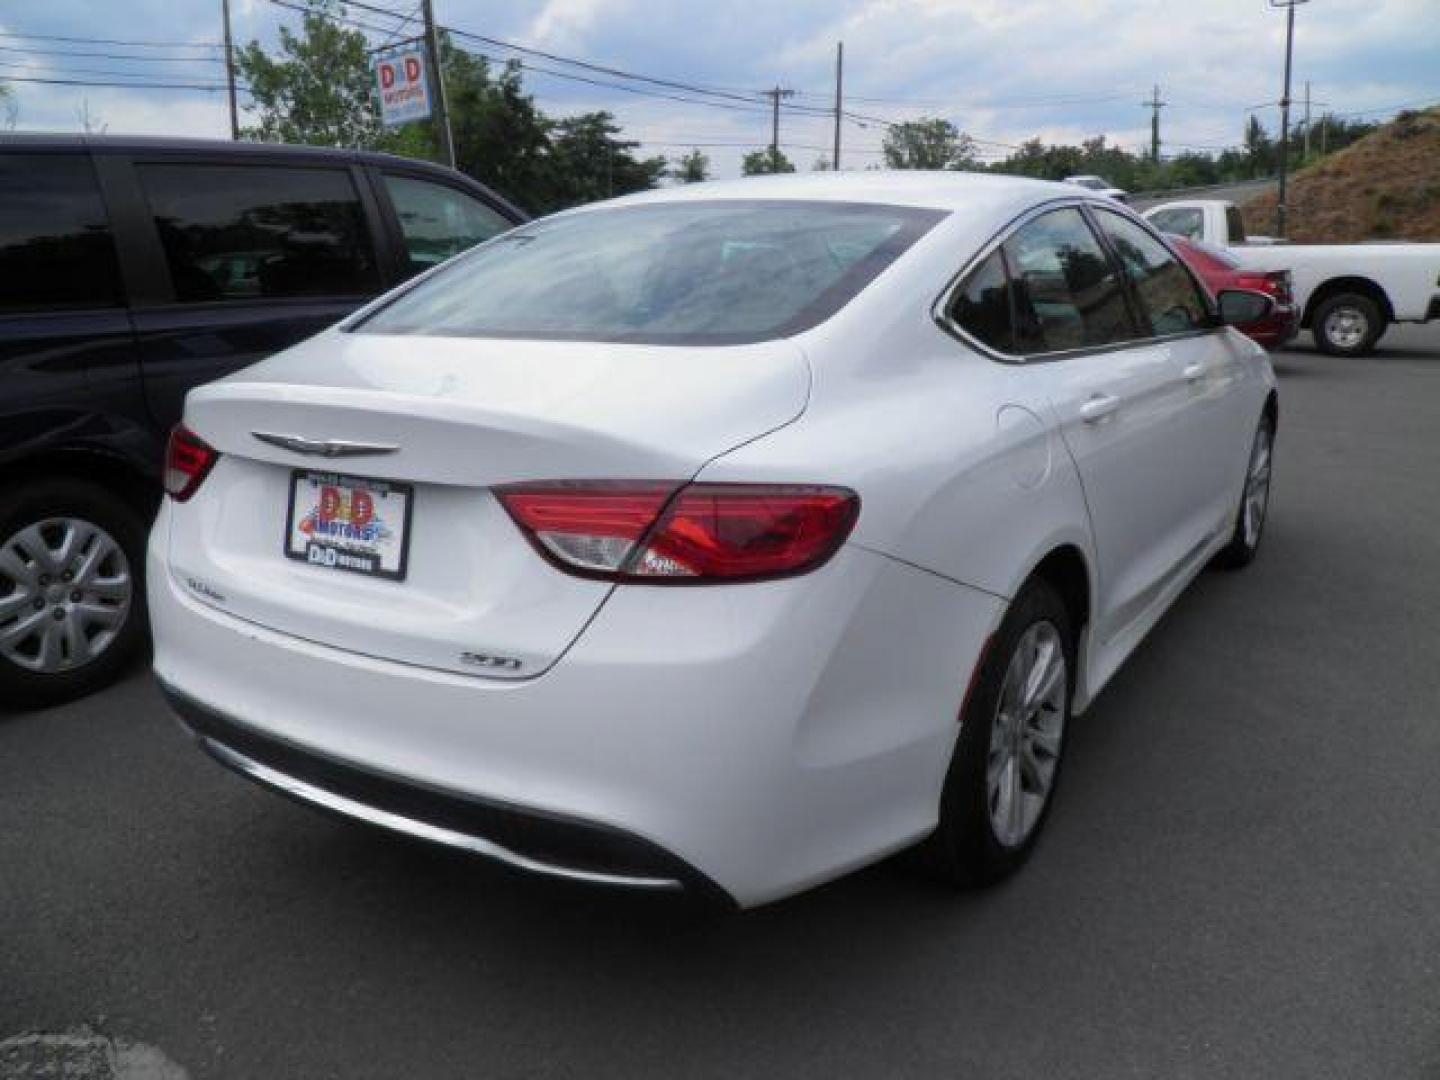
536,111,666,210
742,148,795,175
669,148,711,183
882,119,978,170
236,0,384,148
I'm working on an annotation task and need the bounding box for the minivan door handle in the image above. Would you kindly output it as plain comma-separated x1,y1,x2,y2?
1182,362,1205,382
1079,393,1120,424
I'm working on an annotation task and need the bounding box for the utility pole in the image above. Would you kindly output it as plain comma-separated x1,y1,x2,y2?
421,0,456,168
220,0,239,139
832,43,844,171
764,85,794,172
1141,84,1167,163
1302,79,1312,160
1270,0,1309,238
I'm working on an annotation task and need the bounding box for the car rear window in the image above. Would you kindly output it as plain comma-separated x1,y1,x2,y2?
355,199,945,345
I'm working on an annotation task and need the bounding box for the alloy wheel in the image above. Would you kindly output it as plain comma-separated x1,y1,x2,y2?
1243,423,1273,550
0,517,132,673
986,620,1067,849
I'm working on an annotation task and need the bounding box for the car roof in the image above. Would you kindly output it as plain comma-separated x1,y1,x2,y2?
0,131,435,170
576,170,1094,217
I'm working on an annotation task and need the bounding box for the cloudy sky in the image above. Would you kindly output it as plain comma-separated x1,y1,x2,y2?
2,0,1436,179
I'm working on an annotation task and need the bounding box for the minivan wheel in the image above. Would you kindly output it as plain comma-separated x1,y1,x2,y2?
1312,292,1384,357
1214,414,1274,570
0,479,148,710
915,578,1072,887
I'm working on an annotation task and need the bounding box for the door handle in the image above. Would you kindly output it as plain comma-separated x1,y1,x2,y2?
1079,393,1120,424
1182,362,1205,382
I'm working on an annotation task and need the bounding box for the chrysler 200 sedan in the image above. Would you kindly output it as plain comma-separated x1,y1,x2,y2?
149,173,1278,908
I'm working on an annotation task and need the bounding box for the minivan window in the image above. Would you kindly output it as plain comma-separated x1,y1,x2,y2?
1094,209,1210,337
1000,207,1132,353
137,163,379,303
949,249,1015,353
382,174,512,278
0,154,123,313
357,200,944,345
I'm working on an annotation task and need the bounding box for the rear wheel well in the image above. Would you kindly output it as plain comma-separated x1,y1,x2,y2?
1302,276,1393,328
0,450,159,524
1029,546,1090,642
1263,390,1279,430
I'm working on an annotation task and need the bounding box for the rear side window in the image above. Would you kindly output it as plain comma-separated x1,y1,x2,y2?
1000,207,1132,353
1093,210,1210,336
382,173,513,278
137,163,379,303
0,154,123,313
948,249,1015,353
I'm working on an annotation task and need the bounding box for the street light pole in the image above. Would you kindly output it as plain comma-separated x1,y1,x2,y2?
1270,0,1309,238
832,42,843,171
421,0,456,168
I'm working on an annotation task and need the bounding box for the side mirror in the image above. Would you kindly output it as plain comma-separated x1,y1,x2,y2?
1216,289,1274,326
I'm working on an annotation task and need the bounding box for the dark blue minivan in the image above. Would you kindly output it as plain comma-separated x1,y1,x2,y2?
0,134,524,707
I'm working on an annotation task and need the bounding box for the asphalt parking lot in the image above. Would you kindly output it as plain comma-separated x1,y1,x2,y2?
3,325,1439,1079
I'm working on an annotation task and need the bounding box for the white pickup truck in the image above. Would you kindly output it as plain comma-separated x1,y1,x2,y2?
1143,199,1440,356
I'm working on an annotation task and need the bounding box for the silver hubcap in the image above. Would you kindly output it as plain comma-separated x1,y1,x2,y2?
0,517,131,674
1322,305,1368,350
1243,423,1273,549
987,621,1067,849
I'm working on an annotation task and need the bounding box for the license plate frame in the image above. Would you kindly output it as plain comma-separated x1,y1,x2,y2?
283,470,414,581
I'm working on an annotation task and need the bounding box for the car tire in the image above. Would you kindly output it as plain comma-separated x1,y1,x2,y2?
914,577,1073,887
0,478,149,710
1214,413,1275,570
1312,292,1384,357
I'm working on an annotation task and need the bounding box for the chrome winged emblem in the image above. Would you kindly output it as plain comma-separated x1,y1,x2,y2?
251,432,399,458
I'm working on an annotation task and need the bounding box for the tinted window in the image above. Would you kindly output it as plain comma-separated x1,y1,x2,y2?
1225,205,1248,243
949,249,1014,353
1148,207,1204,240
1001,208,1132,353
1094,210,1210,336
383,174,512,278
138,163,379,303
0,154,123,312
358,200,945,345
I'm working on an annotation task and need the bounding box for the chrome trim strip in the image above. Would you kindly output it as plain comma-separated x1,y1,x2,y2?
251,432,399,457
198,736,684,892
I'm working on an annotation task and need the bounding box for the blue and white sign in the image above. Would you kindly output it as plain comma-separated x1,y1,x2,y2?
375,47,431,128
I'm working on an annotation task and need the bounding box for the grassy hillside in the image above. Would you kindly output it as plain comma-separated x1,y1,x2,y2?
1241,107,1440,242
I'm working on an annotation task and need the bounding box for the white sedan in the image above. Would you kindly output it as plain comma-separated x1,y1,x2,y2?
149,173,1278,908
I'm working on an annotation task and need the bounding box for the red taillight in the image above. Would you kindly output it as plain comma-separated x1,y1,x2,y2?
165,424,219,502
496,482,860,583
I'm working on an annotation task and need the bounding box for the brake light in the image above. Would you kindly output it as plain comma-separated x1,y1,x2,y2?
496,482,860,582
165,424,219,502
1237,271,1292,305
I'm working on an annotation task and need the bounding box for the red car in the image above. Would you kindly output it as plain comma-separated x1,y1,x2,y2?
1167,234,1299,348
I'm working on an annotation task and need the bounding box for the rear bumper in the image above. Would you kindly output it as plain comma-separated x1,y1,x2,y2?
149,509,1002,907
163,682,731,902
1243,309,1300,348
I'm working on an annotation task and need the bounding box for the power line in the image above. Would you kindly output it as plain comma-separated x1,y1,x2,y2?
0,43,224,63
0,30,221,49
0,73,240,91
0,58,242,84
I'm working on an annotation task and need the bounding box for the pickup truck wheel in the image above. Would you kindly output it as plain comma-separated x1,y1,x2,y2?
1312,292,1384,357
0,479,148,710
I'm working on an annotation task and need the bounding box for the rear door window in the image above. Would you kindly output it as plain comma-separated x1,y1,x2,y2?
381,173,513,278
0,153,123,312
136,163,379,303
1093,209,1211,337
1000,207,1134,354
